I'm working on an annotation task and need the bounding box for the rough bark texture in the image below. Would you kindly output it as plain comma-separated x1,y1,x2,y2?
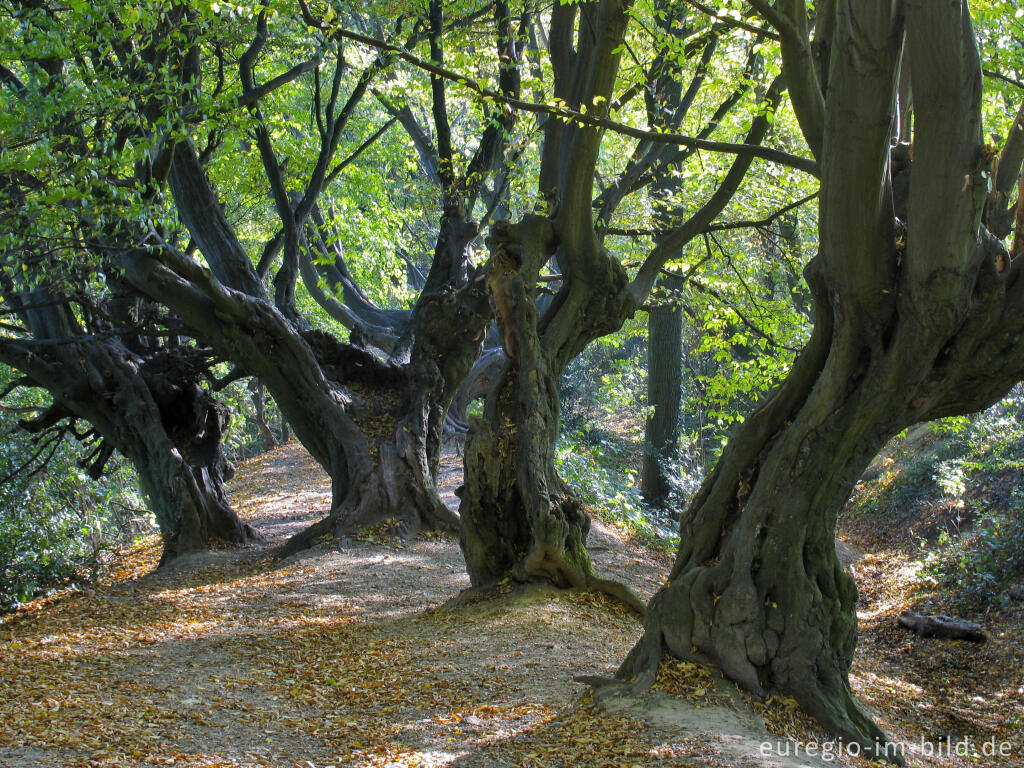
459,217,644,613
616,2,1024,761
0,330,257,564
459,217,591,587
132,139,495,559
458,0,634,595
459,0,779,615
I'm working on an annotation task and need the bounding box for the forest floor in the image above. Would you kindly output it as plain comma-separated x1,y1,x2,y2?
0,441,1020,768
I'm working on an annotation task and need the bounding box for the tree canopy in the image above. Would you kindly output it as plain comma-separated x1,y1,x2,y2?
2,0,1024,761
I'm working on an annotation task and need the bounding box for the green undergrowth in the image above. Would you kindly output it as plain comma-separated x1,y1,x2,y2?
846,389,1024,609
555,429,678,551
0,381,152,611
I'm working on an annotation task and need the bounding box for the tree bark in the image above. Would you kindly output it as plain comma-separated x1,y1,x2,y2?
274,259,492,556
459,217,586,586
134,444,254,565
459,217,644,612
135,145,493,557
459,0,778,612
616,2,1024,760
249,380,279,450
1,333,258,565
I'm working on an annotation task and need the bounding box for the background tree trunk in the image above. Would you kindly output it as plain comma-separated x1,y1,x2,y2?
642,274,684,505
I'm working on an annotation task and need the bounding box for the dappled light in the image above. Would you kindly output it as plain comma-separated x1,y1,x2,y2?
0,443,1018,766
3,0,1024,765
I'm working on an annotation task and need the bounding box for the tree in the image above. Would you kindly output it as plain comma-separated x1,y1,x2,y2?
0,0,256,563
0,0,529,554
154,2,520,554
641,273,684,505
613,1,1024,759
457,0,802,605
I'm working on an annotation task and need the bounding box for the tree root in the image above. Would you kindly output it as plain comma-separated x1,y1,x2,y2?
441,582,510,611
576,629,664,702
276,514,335,560
586,575,646,617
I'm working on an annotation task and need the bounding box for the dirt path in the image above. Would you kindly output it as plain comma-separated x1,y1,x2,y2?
0,443,1014,768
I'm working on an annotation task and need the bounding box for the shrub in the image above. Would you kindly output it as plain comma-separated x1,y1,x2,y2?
0,379,152,611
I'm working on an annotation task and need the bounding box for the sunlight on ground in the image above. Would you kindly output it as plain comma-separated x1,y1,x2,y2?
1,442,1020,768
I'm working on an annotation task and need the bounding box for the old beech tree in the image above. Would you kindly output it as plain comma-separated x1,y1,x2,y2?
116,3,521,552
457,0,799,606
0,2,257,562
612,0,1024,758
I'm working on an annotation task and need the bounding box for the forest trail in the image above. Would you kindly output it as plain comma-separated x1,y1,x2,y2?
0,443,1018,768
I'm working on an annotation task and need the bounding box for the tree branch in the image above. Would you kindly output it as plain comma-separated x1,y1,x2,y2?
682,0,780,40
299,21,819,176
604,191,818,237
236,56,321,108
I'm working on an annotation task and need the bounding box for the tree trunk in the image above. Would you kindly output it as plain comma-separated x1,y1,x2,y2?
458,217,643,611
616,5,1024,757
617,264,896,753
276,260,491,556
134,446,255,565
459,217,591,587
642,275,683,505
1,333,259,565
617,247,1024,756
249,380,279,450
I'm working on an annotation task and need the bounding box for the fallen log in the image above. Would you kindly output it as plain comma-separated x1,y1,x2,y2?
898,611,987,643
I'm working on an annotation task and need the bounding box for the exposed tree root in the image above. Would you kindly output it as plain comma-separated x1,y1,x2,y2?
586,576,646,618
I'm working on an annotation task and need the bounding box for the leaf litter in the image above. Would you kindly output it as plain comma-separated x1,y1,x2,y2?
0,441,1018,768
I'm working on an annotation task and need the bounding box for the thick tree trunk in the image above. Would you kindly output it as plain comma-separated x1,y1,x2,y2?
617,270,899,753
135,447,255,565
275,333,460,556
458,217,644,611
617,199,1022,760
1,334,259,565
459,218,565,585
611,6,1024,762
277,260,491,556
144,145,495,558
460,342,589,587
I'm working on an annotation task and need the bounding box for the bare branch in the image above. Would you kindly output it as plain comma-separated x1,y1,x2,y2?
325,116,399,186
984,68,1024,91
236,57,321,108
603,192,818,237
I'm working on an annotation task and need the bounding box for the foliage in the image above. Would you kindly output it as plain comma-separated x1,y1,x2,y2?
848,387,1024,607
0,374,151,612
914,391,1024,607
554,428,675,547
920,498,1024,608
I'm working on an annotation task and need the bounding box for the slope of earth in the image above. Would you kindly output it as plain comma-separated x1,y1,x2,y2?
838,427,1024,768
0,441,1014,768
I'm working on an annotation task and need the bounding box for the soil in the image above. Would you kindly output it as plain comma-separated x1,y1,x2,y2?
0,442,1019,768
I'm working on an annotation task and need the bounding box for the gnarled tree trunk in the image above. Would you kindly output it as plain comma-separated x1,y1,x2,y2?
616,2,1024,760
134,447,254,565
458,0,784,612
2,331,258,565
459,217,643,610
